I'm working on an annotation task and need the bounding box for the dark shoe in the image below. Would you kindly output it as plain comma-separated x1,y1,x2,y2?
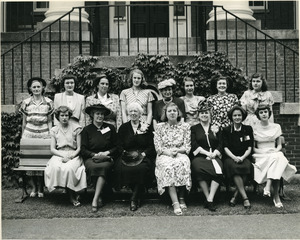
229,197,237,207
98,198,104,208
92,205,98,213
130,200,138,211
72,201,81,207
204,200,208,208
243,198,251,209
207,201,216,212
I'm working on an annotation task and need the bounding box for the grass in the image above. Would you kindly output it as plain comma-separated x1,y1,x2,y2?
2,184,300,219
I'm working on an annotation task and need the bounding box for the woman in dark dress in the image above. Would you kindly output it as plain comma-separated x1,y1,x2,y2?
81,104,119,212
223,105,253,209
115,102,156,211
190,99,223,211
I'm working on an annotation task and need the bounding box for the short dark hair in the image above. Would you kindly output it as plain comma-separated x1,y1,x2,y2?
54,106,73,121
61,74,78,90
94,73,110,91
27,77,46,95
210,73,232,94
249,73,268,91
128,69,147,88
160,102,182,122
255,104,272,120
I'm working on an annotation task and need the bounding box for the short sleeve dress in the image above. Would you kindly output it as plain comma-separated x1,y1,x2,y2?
120,88,154,123
44,122,87,192
190,123,223,183
252,123,297,184
222,124,254,180
81,123,119,185
240,90,274,127
180,95,205,126
154,122,192,195
86,93,122,131
207,93,239,129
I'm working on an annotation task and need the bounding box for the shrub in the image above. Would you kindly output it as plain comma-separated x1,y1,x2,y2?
1,112,23,188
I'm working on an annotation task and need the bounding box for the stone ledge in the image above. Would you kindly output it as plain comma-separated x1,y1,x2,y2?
1,105,17,113
280,102,300,115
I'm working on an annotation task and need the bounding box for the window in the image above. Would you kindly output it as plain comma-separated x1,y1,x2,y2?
114,1,126,18
33,2,49,12
174,1,185,17
249,1,268,10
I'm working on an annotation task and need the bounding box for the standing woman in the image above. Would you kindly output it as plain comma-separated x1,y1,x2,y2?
45,106,87,206
190,100,223,211
120,69,154,126
115,102,156,211
207,74,238,129
86,73,122,130
252,104,296,208
180,76,205,126
240,73,274,127
53,74,85,127
223,105,253,209
19,77,54,197
153,78,186,130
154,102,191,216
81,104,119,212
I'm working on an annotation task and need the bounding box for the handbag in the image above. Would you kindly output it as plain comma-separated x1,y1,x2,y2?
121,150,144,167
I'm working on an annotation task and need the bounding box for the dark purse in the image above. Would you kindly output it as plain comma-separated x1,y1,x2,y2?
121,150,144,167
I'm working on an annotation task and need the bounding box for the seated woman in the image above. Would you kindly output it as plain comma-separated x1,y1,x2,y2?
81,104,119,212
190,99,223,211
115,102,156,211
252,104,297,208
44,106,87,206
154,102,191,216
223,105,253,209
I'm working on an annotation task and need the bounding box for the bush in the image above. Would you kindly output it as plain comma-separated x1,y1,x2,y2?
1,112,23,188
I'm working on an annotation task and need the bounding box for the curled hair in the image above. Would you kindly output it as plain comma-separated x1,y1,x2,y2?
255,104,272,120
249,73,268,91
27,78,46,95
128,69,147,88
61,74,77,89
160,102,182,122
126,102,143,115
210,73,232,94
54,106,73,121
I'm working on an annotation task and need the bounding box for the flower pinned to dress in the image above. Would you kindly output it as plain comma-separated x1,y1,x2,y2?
211,124,219,136
136,121,149,134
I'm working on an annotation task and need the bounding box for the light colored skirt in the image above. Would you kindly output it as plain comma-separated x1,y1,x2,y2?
44,150,87,192
155,153,192,195
253,150,296,184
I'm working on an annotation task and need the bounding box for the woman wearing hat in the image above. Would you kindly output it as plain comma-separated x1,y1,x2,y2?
81,104,120,212
153,78,186,130
53,74,85,127
207,74,238,129
252,104,296,208
44,106,87,206
223,105,253,209
114,102,156,211
19,77,54,197
190,99,223,211
154,102,191,216
86,73,122,130
120,69,154,127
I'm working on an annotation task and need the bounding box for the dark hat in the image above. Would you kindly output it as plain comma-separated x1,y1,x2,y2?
85,104,111,116
27,77,47,88
227,105,248,122
121,150,145,167
197,99,211,112
94,73,108,87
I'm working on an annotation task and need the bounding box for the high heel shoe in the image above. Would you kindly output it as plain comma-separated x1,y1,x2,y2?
172,202,183,216
207,201,216,212
179,198,187,210
263,188,271,197
273,198,283,208
29,191,37,198
229,197,237,207
243,198,251,209
130,200,138,211
92,205,98,213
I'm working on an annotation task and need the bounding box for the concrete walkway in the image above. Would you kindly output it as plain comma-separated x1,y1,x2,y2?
3,213,300,239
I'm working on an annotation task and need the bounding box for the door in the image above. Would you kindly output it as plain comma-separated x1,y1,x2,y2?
130,1,169,38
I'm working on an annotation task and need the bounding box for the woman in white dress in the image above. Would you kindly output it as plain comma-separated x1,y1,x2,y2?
252,104,296,208
44,106,87,206
154,102,191,216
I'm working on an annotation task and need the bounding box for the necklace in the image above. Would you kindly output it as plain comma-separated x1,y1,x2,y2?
163,97,173,105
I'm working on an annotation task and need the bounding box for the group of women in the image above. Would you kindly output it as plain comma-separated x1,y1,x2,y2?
19,69,297,215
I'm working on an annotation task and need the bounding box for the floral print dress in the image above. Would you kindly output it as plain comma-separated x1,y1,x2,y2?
207,93,238,129
154,122,192,195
